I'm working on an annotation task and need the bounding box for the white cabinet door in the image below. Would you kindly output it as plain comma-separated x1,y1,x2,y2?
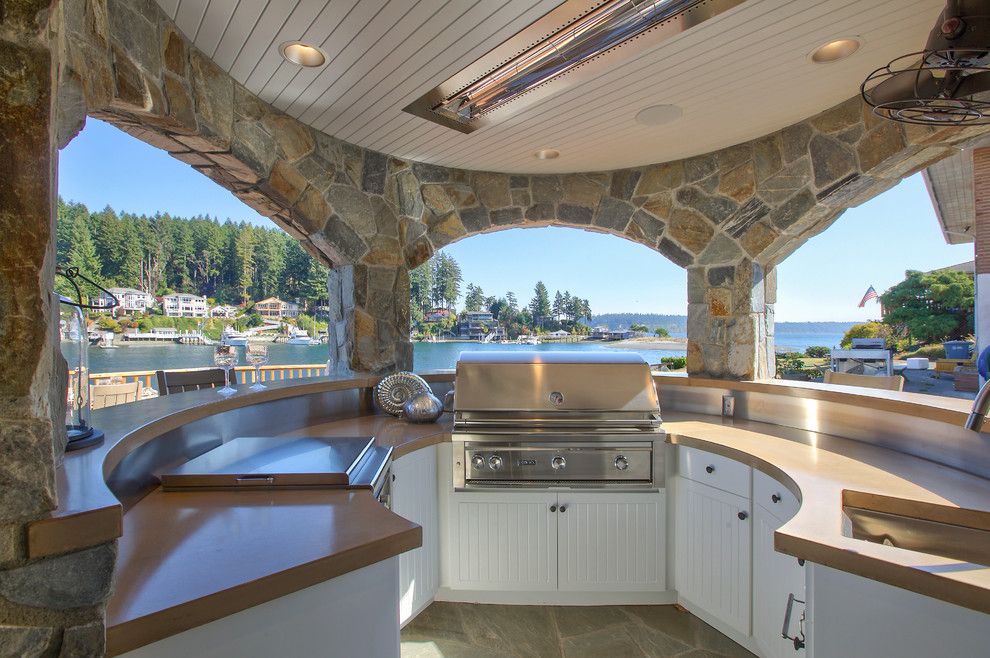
392,446,439,625
557,492,665,592
675,478,752,635
448,491,558,591
753,503,806,658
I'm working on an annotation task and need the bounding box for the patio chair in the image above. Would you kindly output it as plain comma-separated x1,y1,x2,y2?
824,370,904,392
155,368,227,395
90,381,142,409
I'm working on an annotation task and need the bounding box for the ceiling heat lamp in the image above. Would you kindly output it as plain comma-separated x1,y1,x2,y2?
861,0,990,126
405,0,744,133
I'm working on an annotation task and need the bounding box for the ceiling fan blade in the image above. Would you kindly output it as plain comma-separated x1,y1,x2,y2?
956,71,990,98
868,69,939,104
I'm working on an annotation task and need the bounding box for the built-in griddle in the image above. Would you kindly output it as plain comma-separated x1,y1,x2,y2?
161,435,378,489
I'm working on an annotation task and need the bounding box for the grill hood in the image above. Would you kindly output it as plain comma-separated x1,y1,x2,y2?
453,351,660,429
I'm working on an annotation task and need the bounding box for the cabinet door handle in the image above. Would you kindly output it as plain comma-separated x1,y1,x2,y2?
559,505,567,513
550,504,557,512
705,465,715,474
771,493,781,503
737,511,748,520
782,592,807,650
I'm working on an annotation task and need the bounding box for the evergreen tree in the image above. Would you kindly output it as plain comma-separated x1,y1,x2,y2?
64,214,103,296
552,290,565,322
409,262,434,324
235,225,256,304
464,283,485,311
530,281,551,328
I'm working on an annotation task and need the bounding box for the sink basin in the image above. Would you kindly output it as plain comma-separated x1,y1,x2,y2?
843,505,990,567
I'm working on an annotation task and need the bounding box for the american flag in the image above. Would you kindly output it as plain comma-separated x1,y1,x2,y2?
858,285,878,308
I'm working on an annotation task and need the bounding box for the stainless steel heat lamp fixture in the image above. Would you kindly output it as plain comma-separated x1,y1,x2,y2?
862,0,990,126
405,0,744,133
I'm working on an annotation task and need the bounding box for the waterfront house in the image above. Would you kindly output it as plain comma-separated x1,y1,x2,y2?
6,2,990,657
210,305,239,319
282,300,301,319
547,329,571,338
255,297,300,320
424,307,452,323
98,287,154,316
162,293,208,318
592,326,611,340
458,310,505,341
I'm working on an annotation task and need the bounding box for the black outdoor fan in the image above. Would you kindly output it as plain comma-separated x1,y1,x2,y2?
861,0,990,126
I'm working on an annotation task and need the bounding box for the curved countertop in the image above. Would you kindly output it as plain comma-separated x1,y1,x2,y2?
664,413,990,615
107,413,451,656
36,374,990,654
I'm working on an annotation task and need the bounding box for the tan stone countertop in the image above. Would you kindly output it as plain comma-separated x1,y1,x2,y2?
654,374,975,425
663,412,990,614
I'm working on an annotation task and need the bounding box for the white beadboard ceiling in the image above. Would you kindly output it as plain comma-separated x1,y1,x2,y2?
155,0,945,173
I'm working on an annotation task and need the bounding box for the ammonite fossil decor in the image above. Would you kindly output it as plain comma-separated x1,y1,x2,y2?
374,372,430,417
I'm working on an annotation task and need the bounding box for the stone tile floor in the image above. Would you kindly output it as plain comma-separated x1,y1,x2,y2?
400,602,756,658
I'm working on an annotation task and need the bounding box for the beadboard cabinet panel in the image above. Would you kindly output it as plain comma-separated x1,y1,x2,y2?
675,477,752,636
392,446,440,625
448,492,558,591
557,492,665,592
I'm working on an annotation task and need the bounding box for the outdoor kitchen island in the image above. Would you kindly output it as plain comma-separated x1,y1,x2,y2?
42,372,990,658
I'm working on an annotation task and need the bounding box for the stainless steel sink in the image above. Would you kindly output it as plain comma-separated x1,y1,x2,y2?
843,505,990,567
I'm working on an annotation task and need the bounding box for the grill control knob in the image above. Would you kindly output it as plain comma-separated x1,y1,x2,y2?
614,455,629,471
471,455,485,470
551,455,566,470
488,455,503,471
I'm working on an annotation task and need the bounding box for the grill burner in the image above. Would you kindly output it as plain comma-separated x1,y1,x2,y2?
451,352,663,490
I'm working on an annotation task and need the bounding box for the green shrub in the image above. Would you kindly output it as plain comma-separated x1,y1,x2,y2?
660,356,687,370
805,346,830,358
96,316,120,332
840,321,892,348
899,344,946,360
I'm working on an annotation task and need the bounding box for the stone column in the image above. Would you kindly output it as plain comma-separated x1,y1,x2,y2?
973,148,990,365
687,258,776,380
328,264,411,374
0,1,112,654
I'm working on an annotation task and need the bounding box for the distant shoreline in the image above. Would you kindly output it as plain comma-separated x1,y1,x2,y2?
609,337,688,351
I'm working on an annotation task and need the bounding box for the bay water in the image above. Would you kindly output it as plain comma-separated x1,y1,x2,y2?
74,330,845,375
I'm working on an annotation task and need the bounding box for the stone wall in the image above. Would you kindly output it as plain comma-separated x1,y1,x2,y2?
1,1,111,655
54,0,989,379
2,1,989,655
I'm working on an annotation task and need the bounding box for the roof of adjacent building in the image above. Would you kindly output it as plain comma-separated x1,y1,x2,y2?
923,137,990,246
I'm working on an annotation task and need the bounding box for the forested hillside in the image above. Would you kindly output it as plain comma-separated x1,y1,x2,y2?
55,197,328,307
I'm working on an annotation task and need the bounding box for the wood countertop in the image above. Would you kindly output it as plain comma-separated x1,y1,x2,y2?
105,413,450,656
106,489,420,655
663,413,990,614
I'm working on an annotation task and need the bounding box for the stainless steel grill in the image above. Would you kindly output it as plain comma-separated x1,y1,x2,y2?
451,352,663,489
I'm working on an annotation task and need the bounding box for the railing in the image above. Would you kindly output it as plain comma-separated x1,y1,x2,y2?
90,364,329,392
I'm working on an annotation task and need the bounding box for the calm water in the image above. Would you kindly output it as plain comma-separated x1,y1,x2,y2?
71,330,845,374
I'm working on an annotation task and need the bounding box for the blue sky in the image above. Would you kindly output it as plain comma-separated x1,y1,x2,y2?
59,118,972,322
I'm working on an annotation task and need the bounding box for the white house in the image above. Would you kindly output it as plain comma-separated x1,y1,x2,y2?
210,305,239,319
163,293,208,318
98,287,153,316
547,329,571,338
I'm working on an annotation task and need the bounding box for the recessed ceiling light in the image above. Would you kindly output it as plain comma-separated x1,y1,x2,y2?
534,149,560,160
810,38,861,64
280,41,327,67
635,104,683,126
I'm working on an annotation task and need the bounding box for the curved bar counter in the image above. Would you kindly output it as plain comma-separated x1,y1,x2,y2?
35,373,990,655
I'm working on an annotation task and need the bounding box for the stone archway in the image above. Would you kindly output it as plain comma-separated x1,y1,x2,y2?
54,0,990,378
